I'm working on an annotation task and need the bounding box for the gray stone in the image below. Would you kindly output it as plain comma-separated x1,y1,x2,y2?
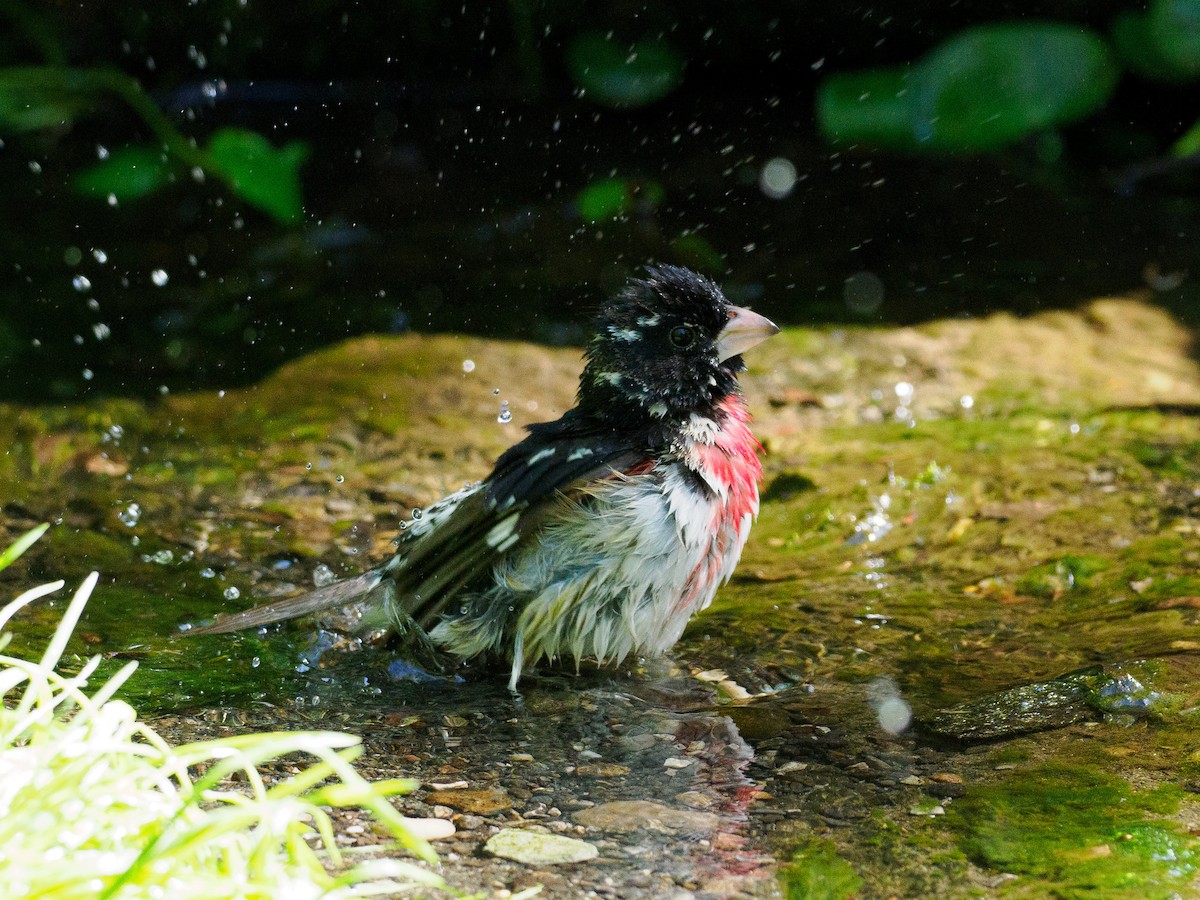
573,800,719,836
483,828,599,865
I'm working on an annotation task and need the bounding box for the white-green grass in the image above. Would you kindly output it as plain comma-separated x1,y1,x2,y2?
0,524,448,899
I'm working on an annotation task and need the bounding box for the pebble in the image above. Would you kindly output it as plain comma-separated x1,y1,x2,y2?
675,791,713,809
664,757,696,769
930,772,963,784
575,762,631,778
573,800,719,836
404,817,457,840
484,828,599,865
908,801,946,817
424,788,512,816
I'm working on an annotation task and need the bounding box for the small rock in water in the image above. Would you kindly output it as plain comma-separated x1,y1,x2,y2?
575,762,630,778
573,800,719,836
403,817,456,841
484,828,598,865
424,788,512,816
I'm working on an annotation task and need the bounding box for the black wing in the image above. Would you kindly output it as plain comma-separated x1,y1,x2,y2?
390,410,648,628
184,411,650,638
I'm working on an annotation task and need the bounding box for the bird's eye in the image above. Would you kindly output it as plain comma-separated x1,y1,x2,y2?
668,325,696,349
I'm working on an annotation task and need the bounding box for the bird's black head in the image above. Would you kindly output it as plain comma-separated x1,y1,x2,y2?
578,265,778,427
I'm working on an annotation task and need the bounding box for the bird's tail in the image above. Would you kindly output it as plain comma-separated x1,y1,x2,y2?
183,568,389,636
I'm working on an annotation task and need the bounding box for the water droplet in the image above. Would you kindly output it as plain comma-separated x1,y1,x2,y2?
335,474,345,483
81,368,94,381
142,549,173,565
107,193,118,207
150,268,169,287
894,381,914,402
497,400,512,424
843,271,885,315
411,507,423,520
313,563,337,587
92,323,111,341
72,275,92,292
251,656,261,668
959,395,975,410
223,586,241,600
305,462,313,470
92,248,108,263
462,359,476,373
759,157,798,199
199,567,216,578
492,387,501,395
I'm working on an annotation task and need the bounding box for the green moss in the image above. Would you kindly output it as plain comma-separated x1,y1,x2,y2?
948,765,1197,898
779,839,864,900
1016,555,1110,599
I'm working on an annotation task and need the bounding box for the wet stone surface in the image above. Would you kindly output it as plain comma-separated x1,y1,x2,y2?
5,294,1200,896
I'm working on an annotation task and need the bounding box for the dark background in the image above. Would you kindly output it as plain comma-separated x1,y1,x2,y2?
1,1,1195,399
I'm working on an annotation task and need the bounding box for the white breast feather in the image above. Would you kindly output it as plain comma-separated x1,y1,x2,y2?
423,427,758,689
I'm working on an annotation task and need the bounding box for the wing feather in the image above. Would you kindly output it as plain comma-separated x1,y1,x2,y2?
395,416,647,626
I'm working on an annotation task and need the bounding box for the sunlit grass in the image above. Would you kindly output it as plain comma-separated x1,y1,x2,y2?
0,524,447,899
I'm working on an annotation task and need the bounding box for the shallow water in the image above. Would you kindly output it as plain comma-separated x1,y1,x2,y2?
4,298,1200,896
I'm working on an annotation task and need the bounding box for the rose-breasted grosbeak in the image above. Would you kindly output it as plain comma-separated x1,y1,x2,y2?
189,265,779,688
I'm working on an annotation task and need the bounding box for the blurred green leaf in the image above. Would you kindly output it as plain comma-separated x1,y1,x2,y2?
1149,0,1200,78
1172,117,1200,157
816,67,916,149
670,232,725,274
566,32,683,108
819,23,1117,153
74,145,174,200
205,127,310,224
1113,3,1200,82
0,524,49,573
0,68,92,133
575,177,663,221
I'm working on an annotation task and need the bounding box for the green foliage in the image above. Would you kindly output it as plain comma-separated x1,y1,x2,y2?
206,127,311,224
669,231,725,273
1173,117,1200,157
575,176,663,221
74,145,175,201
566,31,684,108
0,531,448,899
0,67,92,132
818,23,1117,153
0,522,48,572
0,64,308,224
1113,0,1200,82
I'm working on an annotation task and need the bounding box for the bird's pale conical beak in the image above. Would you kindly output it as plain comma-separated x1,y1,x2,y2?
716,306,780,362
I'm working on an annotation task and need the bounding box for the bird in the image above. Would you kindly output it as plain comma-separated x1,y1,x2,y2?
187,265,779,689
